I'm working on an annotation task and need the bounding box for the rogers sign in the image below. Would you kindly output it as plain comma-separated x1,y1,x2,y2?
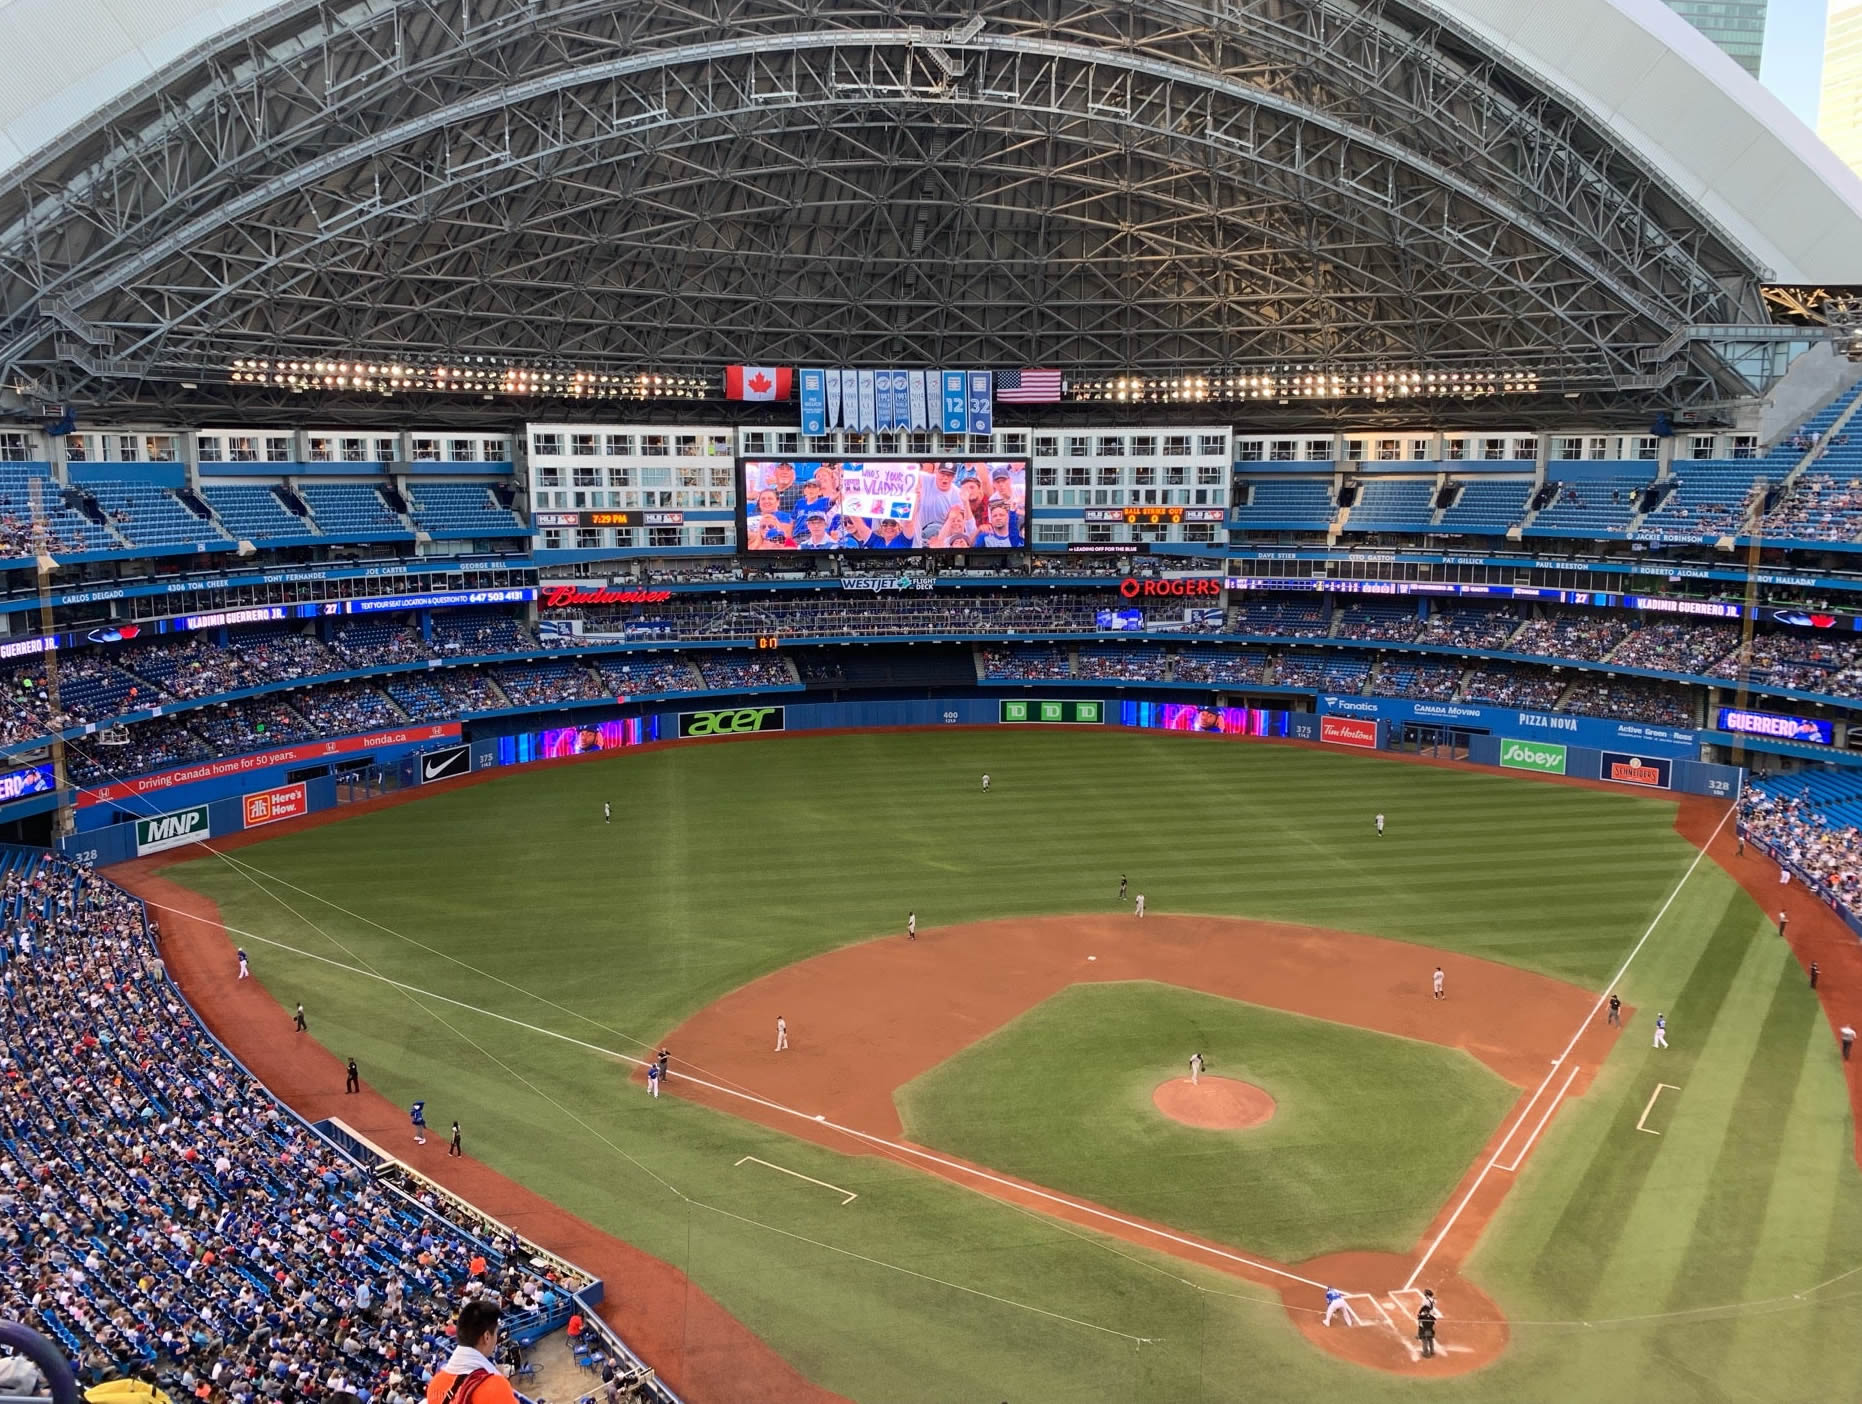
541,585,673,608
1118,577,1224,599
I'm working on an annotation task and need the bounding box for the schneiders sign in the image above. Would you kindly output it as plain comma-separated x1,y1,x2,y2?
677,706,786,738
1499,739,1568,775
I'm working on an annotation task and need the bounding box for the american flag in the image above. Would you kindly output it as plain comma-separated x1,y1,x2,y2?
995,368,1064,402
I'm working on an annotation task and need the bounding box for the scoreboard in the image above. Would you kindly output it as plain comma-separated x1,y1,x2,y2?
533,510,685,528
1082,506,1227,525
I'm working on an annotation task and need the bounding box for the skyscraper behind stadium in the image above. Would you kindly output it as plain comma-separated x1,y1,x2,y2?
1664,0,1769,76
1823,4,1862,175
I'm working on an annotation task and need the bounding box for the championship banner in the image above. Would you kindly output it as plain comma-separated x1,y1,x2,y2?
840,462,919,522
857,370,877,433
889,371,911,430
942,370,968,433
877,370,899,430
967,370,994,435
800,369,827,436
826,368,844,428
909,370,930,429
242,783,307,828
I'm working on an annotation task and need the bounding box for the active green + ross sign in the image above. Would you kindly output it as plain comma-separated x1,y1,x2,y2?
1499,738,1568,775
678,705,786,739
135,804,211,855
999,699,1104,725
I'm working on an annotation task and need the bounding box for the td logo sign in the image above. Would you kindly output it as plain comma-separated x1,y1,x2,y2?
1499,739,1568,775
678,706,787,739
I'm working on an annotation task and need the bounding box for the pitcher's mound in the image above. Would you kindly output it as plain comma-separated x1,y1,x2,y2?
1152,1076,1276,1129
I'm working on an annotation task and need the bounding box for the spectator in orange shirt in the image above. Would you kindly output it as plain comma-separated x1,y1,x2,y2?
567,1311,583,1339
468,1253,487,1279
425,1300,520,1404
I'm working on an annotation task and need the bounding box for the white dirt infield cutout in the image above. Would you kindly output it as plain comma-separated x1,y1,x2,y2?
735,1154,859,1205
1636,1083,1681,1135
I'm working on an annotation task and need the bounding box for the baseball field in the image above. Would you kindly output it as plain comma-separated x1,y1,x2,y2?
125,729,1862,1402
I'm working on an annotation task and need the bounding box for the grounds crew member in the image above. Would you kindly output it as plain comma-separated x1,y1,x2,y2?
427,1299,520,1404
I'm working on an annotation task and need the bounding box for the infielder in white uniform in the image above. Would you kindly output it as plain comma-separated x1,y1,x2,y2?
1134,893,1146,918
1322,1287,1357,1326
775,1015,789,1051
1432,967,1445,1000
1189,1052,1205,1086
1652,1012,1667,1048
1376,813,1385,835
907,911,916,940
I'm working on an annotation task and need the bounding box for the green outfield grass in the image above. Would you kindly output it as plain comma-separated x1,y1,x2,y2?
897,981,1518,1261
161,729,1862,1403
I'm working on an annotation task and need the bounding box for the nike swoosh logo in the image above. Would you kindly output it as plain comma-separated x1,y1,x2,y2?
423,759,454,779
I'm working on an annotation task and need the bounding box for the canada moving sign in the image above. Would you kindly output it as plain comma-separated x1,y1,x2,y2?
243,783,307,828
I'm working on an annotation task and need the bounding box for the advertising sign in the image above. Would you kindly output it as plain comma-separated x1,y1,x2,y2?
136,804,211,854
678,706,786,738
1096,609,1145,631
1321,715,1379,749
1713,707,1834,745
539,585,673,607
242,784,308,828
1499,739,1568,775
1119,702,1287,736
1000,699,1104,724
1118,577,1223,599
418,744,471,783
1602,751,1672,788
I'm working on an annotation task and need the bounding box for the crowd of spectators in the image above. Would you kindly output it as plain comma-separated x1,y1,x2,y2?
1075,645,1165,681
1610,620,1741,677
1377,658,1463,700
331,622,434,669
1758,473,1862,543
0,851,603,1400
694,655,791,690
1715,630,1862,699
1330,604,1421,644
383,671,506,721
1740,785,1862,912
1508,613,1633,663
64,719,215,789
1560,675,1694,727
1229,600,1330,638
119,640,260,701
1462,663,1565,709
1171,649,1267,685
1414,606,1523,651
431,614,534,657
491,662,603,707
188,698,317,752
980,647,1072,680
288,683,402,735
595,658,699,696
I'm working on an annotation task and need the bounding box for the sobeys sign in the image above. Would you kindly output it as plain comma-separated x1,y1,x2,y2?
678,706,787,739
1499,738,1567,775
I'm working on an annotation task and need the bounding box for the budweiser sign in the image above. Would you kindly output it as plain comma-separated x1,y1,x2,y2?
540,585,674,608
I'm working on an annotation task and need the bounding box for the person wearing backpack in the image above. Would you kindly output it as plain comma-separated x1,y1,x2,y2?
426,1299,521,1404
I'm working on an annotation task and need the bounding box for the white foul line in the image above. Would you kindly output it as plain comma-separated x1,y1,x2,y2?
1636,1083,1681,1136
1496,1063,1581,1172
1401,801,1734,1291
178,911,1331,1292
736,1155,859,1205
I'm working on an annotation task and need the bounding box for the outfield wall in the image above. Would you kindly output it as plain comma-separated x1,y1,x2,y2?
66,692,1744,866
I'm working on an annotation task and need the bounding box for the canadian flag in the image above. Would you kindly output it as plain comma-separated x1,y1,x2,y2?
724,365,793,401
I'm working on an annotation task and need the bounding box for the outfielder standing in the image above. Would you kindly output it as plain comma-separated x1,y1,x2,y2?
1376,812,1385,836
1134,893,1146,918
1118,874,1128,902
237,947,250,980
1652,1012,1668,1049
907,911,916,941
981,773,990,792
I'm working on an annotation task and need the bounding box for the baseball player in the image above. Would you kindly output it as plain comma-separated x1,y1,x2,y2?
1779,909,1789,938
1376,813,1385,836
1652,1012,1668,1049
1322,1287,1356,1326
981,773,991,792
345,1057,360,1094
293,1003,307,1032
237,947,250,980
776,1015,789,1051
410,1100,428,1145
1607,993,1621,1026
1118,874,1128,902
1432,967,1445,1000
907,911,916,941
1841,1023,1855,1061
1810,961,1820,990
657,1047,670,1083
603,802,611,825
1416,1289,1439,1358
1780,864,1790,886
1134,893,1146,918
1189,1052,1205,1086
449,1121,462,1157
646,1063,661,1098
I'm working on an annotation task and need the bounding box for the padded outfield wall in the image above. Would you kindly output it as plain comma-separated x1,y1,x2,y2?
56,693,1744,866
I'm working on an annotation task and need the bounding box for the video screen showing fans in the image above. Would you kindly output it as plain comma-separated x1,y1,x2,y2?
741,457,1028,551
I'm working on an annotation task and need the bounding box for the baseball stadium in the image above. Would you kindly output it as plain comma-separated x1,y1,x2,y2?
2,1,1862,1401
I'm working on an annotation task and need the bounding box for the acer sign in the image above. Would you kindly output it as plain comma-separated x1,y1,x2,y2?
678,706,786,739
1320,715,1379,749
242,783,308,829
540,585,674,608
1118,577,1224,599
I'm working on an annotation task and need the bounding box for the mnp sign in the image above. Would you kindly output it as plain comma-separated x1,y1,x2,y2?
136,804,210,854
1602,751,1672,789
678,706,786,739
1500,739,1567,775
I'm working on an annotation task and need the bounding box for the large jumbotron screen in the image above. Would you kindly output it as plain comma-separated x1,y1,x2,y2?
740,457,1029,551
